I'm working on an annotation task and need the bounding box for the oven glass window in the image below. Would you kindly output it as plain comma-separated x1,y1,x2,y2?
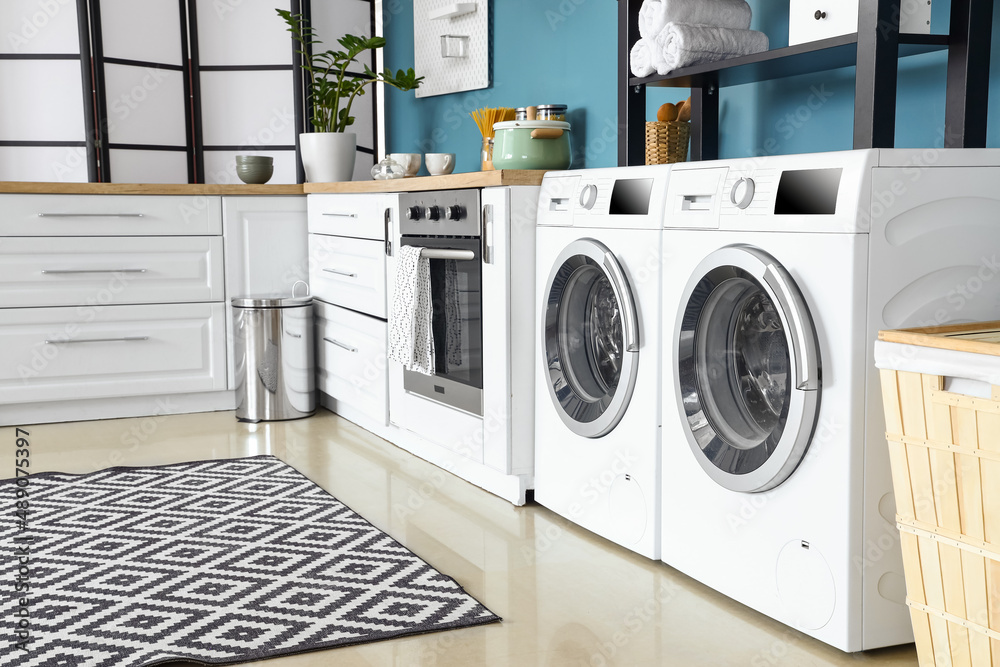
429,256,482,388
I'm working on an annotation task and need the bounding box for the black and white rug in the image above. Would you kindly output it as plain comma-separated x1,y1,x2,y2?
1,455,499,666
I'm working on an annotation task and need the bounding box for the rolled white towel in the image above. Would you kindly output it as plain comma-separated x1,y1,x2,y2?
653,22,769,75
639,0,752,38
630,38,655,77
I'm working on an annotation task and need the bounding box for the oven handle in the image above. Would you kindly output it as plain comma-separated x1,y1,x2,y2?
482,204,493,265
414,248,476,261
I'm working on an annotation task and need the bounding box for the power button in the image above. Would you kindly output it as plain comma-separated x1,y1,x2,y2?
731,177,756,210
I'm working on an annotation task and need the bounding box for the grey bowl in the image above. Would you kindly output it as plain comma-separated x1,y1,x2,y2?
236,164,274,184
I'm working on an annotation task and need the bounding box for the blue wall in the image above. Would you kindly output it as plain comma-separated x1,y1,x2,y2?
384,0,1000,170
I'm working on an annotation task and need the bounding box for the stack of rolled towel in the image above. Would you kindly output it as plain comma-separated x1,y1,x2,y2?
630,0,769,77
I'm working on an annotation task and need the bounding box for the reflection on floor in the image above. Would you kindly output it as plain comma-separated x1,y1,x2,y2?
6,409,918,666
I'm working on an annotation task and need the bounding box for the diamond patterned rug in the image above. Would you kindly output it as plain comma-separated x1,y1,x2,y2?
1,455,499,666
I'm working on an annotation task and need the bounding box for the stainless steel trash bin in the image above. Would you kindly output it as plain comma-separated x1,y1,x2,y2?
231,290,315,422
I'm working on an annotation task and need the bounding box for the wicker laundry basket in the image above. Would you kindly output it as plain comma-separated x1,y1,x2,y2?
645,121,690,165
877,321,1000,666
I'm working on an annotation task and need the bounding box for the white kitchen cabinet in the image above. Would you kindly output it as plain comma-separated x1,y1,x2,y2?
315,300,388,426
308,192,396,429
308,235,388,319
0,236,225,308
312,185,538,505
308,193,389,240
480,187,537,478
0,194,222,236
222,195,308,388
0,302,227,405
0,192,238,426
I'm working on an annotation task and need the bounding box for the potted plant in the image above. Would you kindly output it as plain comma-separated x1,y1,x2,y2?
277,9,423,183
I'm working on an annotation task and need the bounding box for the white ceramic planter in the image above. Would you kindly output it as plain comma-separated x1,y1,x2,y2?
299,132,357,183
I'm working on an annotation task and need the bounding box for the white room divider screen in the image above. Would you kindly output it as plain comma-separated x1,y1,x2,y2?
0,0,97,182
0,0,380,184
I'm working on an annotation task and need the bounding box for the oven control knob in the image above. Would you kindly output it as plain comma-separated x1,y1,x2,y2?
405,205,423,220
445,205,464,221
425,205,441,221
580,184,598,210
731,177,756,210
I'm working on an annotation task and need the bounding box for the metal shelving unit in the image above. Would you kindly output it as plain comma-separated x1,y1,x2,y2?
618,0,994,165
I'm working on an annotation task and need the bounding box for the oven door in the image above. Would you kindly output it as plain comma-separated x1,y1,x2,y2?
389,232,486,460
396,235,483,415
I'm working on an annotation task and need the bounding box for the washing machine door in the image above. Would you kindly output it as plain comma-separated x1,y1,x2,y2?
676,245,820,493
542,239,640,438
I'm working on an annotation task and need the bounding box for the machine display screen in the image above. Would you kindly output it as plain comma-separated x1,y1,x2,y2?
610,178,654,215
775,168,842,215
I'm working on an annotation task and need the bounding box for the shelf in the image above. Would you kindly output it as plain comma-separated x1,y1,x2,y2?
629,33,950,90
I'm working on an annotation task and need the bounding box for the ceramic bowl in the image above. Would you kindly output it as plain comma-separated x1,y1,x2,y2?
235,156,274,184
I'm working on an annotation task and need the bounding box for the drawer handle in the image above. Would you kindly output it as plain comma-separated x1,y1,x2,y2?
323,268,358,278
814,10,827,19
44,336,150,345
41,268,148,275
285,330,302,339
323,337,357,353
322,212,358,218
37,213,145,218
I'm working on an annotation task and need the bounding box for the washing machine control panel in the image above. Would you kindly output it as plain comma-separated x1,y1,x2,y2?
730,177,756,209
722,168,779,217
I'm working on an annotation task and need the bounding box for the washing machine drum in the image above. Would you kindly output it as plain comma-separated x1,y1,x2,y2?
543,239,640,439
677,245,821,493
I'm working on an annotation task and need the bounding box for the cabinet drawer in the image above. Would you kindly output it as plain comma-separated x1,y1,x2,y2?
789,1,931,45
0,194,222,236
0,236,225,308
315,300,387,426
0,303,227,404
309,234,387,318
308,194,388,240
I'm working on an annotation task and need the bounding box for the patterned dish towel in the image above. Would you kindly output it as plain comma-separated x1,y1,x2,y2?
389,245,435,375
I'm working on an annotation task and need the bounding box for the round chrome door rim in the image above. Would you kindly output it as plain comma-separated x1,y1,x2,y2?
674,244,821,493
542,238,640,439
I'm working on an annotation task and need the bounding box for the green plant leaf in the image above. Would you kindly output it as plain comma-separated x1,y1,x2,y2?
277,8,420,133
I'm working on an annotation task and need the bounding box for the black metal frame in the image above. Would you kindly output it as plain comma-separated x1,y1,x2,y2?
187,0,204,182
87,0,195,182
619,0,994,165
292,0,308,183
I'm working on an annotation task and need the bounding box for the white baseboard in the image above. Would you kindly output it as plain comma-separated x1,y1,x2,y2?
1,391,237,427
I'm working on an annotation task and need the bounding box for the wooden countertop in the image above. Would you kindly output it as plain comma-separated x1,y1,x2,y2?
303,170,547,193
0,182,304,195
0,171,546,196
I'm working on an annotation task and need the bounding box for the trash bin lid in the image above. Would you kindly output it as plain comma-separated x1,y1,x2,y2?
231,293,313,308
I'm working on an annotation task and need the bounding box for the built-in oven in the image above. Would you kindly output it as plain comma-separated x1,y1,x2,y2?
389,189,486,459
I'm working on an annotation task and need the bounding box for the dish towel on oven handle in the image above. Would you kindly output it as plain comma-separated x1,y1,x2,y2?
388,245,435,376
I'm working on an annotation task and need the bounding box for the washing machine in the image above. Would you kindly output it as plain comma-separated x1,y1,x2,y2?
534,165,670,560
660,149,1000,652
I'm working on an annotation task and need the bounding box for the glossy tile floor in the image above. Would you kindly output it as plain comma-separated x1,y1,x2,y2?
7,409,919,666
